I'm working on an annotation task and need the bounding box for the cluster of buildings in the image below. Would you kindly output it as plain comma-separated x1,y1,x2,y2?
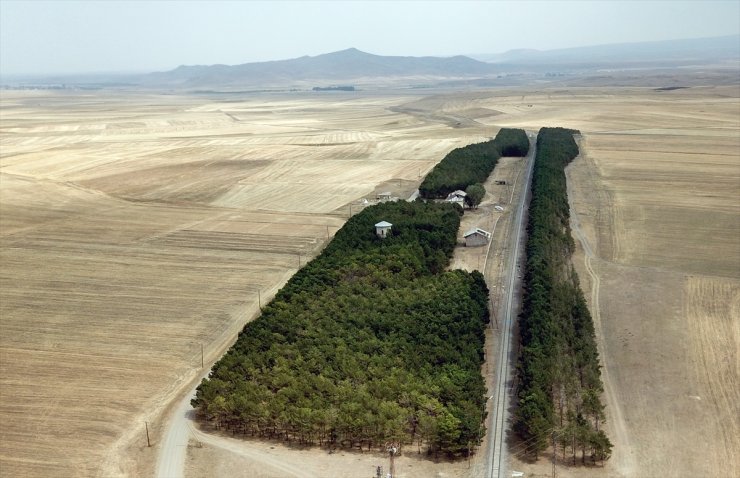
374,221,491,248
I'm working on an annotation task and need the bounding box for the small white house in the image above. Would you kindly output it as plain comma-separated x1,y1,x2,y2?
464,227,491,247
446,190,467,207
375,221,392,239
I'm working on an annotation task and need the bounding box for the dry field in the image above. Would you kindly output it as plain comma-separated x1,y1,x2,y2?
0,90,488,477
2,84,738,478
468,86,739,477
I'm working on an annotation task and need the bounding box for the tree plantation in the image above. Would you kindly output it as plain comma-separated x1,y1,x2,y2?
419,127,529,198
192,201,491,456
514,127,612,464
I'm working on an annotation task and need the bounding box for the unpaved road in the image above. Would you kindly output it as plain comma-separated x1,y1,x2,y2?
155,366,313,478
156,391,313,478
155,380,200,478
566,152,636,477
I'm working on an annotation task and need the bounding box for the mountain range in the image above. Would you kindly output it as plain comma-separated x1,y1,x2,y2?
5,35,738,89
142,35,738,89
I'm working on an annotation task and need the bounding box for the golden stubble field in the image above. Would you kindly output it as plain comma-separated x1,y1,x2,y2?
0,90,489,477
1,83,738,478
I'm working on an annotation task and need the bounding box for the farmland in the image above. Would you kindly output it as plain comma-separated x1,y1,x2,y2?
480,86,739,477
1,84,738,478
0,90,486,477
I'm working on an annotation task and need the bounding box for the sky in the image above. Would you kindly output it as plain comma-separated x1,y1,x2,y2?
1,0,739,75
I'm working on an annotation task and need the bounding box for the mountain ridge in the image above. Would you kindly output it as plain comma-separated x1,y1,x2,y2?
145,48,499,88
6,35,737,89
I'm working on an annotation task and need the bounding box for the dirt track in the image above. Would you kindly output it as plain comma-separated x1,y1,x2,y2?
559,89,739,478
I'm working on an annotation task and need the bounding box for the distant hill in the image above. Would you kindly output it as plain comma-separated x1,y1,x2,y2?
473,35,740,69
144,48,500,89
6,35,738,90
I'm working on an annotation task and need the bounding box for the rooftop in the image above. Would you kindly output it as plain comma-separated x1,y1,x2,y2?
464,227,491,238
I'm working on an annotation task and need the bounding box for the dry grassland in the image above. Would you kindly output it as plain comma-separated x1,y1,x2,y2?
0,90,487,477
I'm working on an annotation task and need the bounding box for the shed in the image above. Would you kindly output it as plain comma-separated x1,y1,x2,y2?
446,190,467,207
376,192,393,201
464,227,491,247
375,221,393,239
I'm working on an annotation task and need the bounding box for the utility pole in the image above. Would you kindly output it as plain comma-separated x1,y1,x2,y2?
258,290,262,310
201,344,204,369
326,225,330,239
145,421,151,447
552,431,556,478
386,443,398,478
297,253,301,268
389,446,396,478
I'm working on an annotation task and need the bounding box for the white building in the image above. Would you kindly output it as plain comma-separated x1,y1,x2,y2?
464,227,491,247
445,190,467,207
375,221,393,239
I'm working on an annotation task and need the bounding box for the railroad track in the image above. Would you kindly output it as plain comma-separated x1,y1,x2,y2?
484,132,536,478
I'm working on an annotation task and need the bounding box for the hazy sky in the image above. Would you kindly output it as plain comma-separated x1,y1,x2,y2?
1,0,739,75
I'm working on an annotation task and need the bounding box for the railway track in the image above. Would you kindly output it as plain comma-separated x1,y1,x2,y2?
484,132,536,478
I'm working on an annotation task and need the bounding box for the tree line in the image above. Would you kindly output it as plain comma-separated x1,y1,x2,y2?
419,128,529,199
192,201,491,456
514,127,612,465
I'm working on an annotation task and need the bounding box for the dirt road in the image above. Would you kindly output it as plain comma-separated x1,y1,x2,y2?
567,158,636,477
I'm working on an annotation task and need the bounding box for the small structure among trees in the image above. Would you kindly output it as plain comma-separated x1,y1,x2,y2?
464,228,491,247
375,220,392,238
445,190,467,208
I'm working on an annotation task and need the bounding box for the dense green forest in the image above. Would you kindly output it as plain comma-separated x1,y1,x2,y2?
192,201,490,456
419,127,529,198
514,127,612,464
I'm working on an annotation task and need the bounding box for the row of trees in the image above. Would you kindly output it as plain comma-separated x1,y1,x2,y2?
514,128,612,465
192,201,491,456
494,127,530,156
419,128,529,198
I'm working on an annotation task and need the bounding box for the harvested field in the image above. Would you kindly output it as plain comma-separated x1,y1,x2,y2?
0,90,488,477
2,84,738,478
555,87,738,478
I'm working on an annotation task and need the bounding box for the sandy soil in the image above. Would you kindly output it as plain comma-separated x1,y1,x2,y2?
185,427,469,478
